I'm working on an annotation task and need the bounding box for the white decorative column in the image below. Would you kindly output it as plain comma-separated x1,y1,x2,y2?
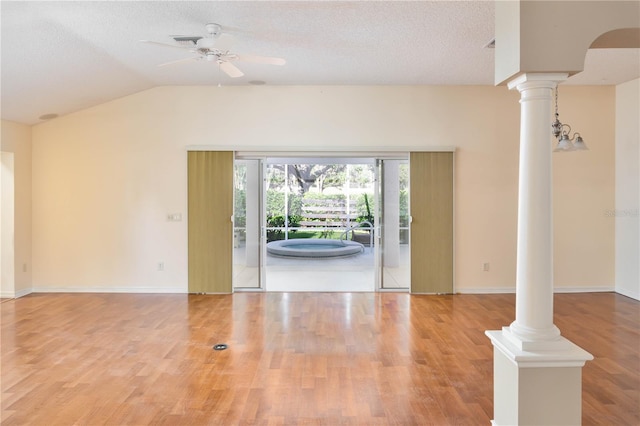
486,73,593,425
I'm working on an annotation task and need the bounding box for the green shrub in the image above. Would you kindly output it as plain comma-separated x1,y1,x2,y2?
266,190,303,217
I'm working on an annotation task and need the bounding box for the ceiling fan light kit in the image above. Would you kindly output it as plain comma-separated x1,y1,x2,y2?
196,37,217,50
142,22,286,79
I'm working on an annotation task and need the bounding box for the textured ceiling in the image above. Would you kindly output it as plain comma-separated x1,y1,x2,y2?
1,1,639,125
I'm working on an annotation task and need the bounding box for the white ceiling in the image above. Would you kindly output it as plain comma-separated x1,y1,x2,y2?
2,1,639,125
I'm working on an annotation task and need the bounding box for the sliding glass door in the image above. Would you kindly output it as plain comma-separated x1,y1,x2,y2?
226,152,452,293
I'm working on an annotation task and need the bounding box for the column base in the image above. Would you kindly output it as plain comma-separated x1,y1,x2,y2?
506,321,562,349
502,325,566,351
486,330,593,425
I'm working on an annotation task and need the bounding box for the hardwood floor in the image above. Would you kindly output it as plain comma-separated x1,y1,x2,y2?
1,292,638,425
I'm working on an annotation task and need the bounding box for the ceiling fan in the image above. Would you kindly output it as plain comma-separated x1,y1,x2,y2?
141,23,286,78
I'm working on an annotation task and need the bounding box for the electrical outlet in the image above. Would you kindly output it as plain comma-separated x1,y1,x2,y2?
158,262,164,271
167,213,182,222
483,262,490,272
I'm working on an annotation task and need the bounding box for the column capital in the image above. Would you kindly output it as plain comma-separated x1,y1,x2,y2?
507,73,569,91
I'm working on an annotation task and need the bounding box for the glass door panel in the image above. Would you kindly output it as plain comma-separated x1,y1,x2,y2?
233,159,261,289
380,159,410,289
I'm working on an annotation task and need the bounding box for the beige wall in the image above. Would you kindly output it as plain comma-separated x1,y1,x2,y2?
1,120,32,297
615,78,640,300
553,86,616,290
30,85,615,293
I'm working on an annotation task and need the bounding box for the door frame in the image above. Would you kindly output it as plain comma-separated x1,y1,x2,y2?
188,147,455,294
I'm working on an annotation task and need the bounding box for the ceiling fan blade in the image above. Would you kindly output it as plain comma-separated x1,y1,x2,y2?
169,36,203,46
219,61,244,78
235,54,286,66
140,40,191,51
158,56,200,67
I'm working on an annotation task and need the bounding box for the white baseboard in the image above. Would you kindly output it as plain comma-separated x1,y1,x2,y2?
17,285,627,297
15,288,33,298
1,288,33,299
554,286,614,293
456,287,516,294
614,287,640,301
31,286,186,294
456,286,615,295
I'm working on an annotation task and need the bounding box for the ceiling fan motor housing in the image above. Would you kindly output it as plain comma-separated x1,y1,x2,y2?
197,38,217,49
205,23,222,37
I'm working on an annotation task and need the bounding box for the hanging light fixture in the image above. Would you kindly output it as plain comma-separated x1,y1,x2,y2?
552,86,588,152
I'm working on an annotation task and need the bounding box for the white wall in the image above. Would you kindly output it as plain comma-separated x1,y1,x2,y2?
30,85,615,293
495,1,640,85
0,120,32,297
615,78,640,300
1,152,15,297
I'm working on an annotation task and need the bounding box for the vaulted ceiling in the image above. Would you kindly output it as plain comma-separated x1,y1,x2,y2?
2,1,639,125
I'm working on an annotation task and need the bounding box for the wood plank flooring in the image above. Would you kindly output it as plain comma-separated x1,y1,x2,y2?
1,292,638,425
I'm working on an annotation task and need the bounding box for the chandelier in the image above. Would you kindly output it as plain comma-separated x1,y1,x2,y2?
552,87,588,152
